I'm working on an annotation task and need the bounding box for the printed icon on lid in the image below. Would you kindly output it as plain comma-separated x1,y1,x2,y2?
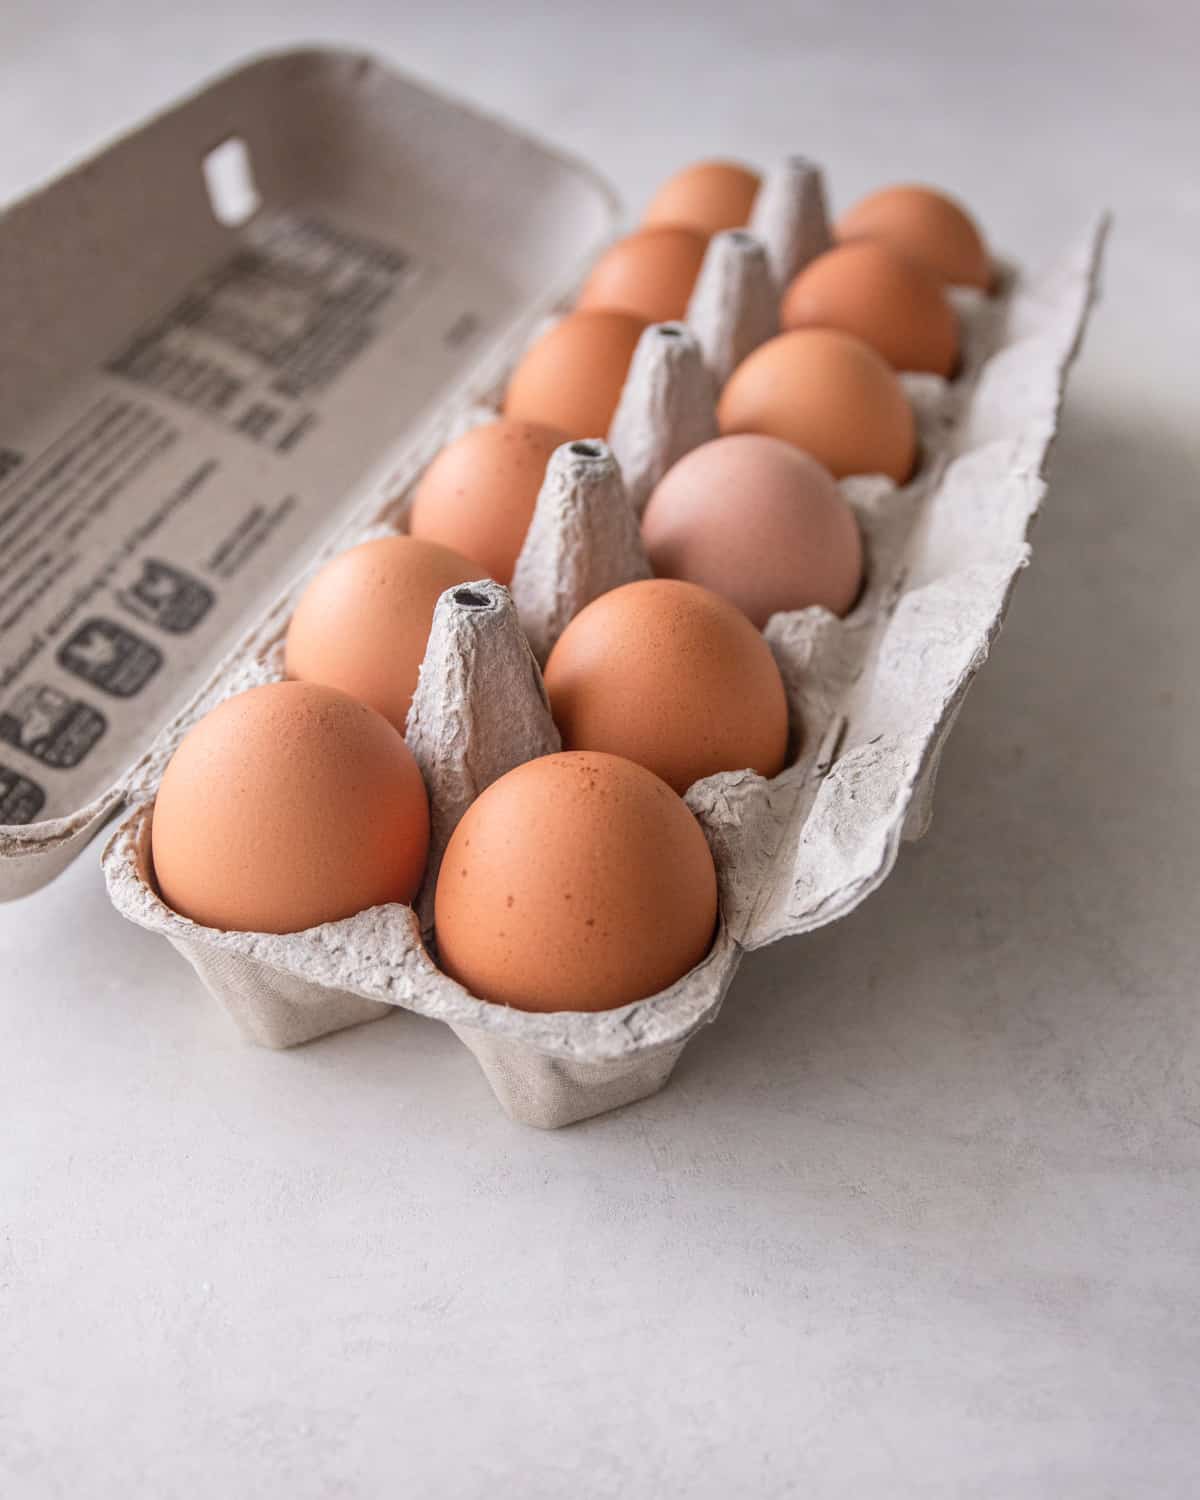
0,447,23,485
0,764,45,825
118,559,215,635
57,618,163,698
0,684,107,769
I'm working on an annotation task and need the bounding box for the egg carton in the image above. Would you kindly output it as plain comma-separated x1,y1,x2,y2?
103,230,1104,1129
0,51,1105,1126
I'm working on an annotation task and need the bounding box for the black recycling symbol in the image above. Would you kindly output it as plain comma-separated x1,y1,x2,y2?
0,684,107,768
0,763,45,825
118,559,215,635
57,618,163,698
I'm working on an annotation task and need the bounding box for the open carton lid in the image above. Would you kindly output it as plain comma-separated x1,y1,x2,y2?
0,47,621,900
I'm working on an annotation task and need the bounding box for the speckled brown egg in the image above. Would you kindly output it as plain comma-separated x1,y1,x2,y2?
836,184,992,290
151,681,429,934
434,751,718,1012
285,535,481,733
781,240,959,376
503,310,648,440
543,578,790,793
643,160,761,237
576,225,708,323
408,418,567,585
642,435,863,626
717,328,917,484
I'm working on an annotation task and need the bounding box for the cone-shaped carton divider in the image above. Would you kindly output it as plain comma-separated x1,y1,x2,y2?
687,229,778,387
607,322,718,516
406,579,560,930
510,439,651,663
750,155,832,292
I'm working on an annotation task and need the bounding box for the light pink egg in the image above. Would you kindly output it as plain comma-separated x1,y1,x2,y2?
641,434,864,627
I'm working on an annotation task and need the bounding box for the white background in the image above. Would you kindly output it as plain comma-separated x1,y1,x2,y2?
2,3,1198,1495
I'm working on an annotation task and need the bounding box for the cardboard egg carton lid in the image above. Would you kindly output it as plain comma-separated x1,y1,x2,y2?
0,47,620,898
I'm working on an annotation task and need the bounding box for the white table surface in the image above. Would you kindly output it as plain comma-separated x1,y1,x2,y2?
3,2,1198,1495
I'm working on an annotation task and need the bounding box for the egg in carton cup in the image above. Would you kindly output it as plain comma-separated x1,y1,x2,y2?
0,50,1106,1127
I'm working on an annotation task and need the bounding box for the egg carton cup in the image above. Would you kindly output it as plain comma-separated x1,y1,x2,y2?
102,166,1106,1126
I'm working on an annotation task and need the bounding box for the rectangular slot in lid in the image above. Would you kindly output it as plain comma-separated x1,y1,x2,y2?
202,136,262,227
0,48,620,895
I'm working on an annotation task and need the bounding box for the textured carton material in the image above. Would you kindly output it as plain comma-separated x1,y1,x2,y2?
0,50,1105,1126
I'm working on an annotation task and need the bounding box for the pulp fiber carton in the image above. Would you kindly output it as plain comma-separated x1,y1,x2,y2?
0,49,1106,1126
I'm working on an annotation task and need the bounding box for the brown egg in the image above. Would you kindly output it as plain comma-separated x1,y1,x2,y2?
543,579,790,793
285,535,480,734
435,751,717,1012
717,329,917,484
643,159,761,237
151,681,429,934
642,435,863,626
836,184,991,290
576,226,708,323
408,419,567,586
504,310,648,440
781,240,959,377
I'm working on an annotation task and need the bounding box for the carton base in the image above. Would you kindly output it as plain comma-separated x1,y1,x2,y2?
449,1025,687,1128
169,934,392,1048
